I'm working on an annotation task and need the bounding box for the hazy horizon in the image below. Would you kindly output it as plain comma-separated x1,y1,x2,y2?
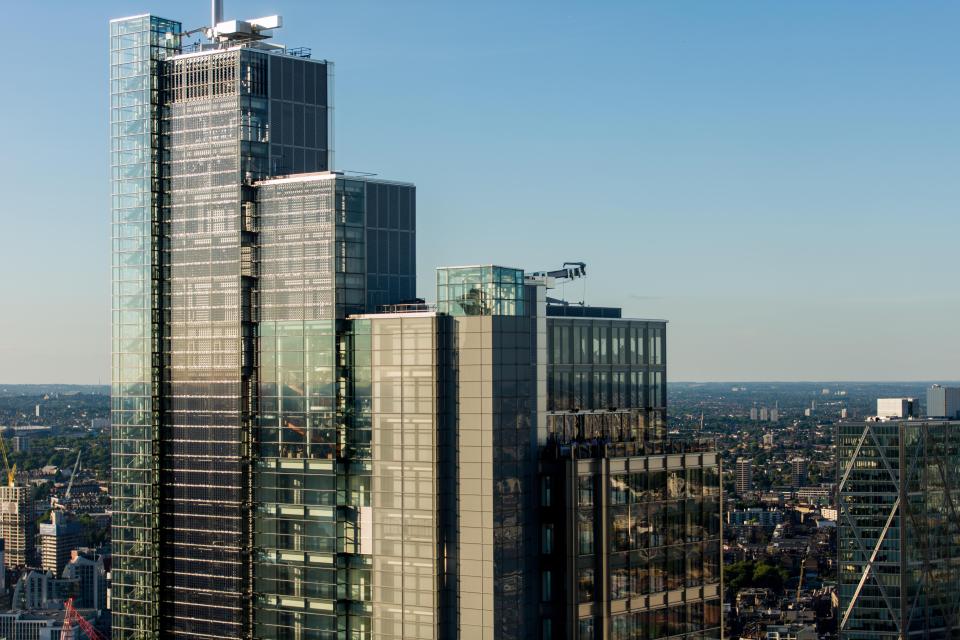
2,0,959,383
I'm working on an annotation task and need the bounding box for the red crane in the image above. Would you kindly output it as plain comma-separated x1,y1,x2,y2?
59,598,105,640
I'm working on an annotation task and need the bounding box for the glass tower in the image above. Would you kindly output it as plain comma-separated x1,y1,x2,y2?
110,12,414,640
537,310,722,639
110,10,720,640
837,419,960,640
109,15,181,640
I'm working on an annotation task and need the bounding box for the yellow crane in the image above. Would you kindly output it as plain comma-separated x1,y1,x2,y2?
0,431,17,487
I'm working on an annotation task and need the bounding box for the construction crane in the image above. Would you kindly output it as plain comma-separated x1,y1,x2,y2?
65,450,81,501
0,429,16,487
60,597,105,640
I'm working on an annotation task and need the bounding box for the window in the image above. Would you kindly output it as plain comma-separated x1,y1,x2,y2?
610,567,630,600
610,475,629,505
630,325,644,365
578,475,594,507
595,371,609,407
666,547,684,591
541,570,552,602
649,327,662,365
611,508,630,553
541,524,554,554
593,325,608,363
578,568,595,603
578,512,594,555
611,326,625,365
541,475,552,507
578,617,595,640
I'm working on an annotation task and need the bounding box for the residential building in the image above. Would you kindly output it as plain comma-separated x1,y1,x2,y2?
765,624,817,640
0,485,35,568
10,436,30,453
39,511,83,576
790,457,808,488
837,418,960,639
736,458,753,495
62,551,108,611
11,570,75,610
796,485,832,505
0,609,98,640
926,385,960,419
727,508,785,529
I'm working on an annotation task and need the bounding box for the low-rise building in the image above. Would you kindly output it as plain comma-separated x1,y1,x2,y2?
764,623,817,640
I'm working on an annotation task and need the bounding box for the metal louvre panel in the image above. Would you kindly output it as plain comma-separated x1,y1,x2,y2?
159,48,260,639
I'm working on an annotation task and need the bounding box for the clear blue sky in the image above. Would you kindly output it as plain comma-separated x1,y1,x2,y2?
1,1,958,383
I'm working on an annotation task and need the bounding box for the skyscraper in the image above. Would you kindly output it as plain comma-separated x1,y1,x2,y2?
837,417,960,639
110,7,720,640
0,485,35,568
790,457,808,488
735,457,753,495
110,10,409,638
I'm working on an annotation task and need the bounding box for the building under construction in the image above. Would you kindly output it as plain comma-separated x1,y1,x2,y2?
0,485,34,568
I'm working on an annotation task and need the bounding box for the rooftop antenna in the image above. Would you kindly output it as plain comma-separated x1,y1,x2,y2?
208,0,224,40
204,0,283,44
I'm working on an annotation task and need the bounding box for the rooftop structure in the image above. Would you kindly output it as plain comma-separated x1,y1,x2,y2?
875,397,917,419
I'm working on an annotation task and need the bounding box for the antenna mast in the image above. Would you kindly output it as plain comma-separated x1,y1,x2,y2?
212,0,224,31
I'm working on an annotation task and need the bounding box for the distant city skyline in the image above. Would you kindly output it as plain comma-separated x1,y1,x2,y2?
3,0,960,383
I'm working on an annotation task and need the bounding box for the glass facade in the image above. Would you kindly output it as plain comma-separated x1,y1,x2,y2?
451,313,539,640
538,451,723,640
351,314,455,640
546,319,665,443
436,266,525,316
110,14,181,640
538,314,721,639
109,12,717,640
254,320,338,639
110,14,416,638
838,420,960,640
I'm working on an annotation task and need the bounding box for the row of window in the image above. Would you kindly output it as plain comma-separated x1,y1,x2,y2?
548,322,664,366
578,469,721,507
540,601,721,640
549,369,663,411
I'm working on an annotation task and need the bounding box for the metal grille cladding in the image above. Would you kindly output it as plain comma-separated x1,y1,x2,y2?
159,48,267,639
